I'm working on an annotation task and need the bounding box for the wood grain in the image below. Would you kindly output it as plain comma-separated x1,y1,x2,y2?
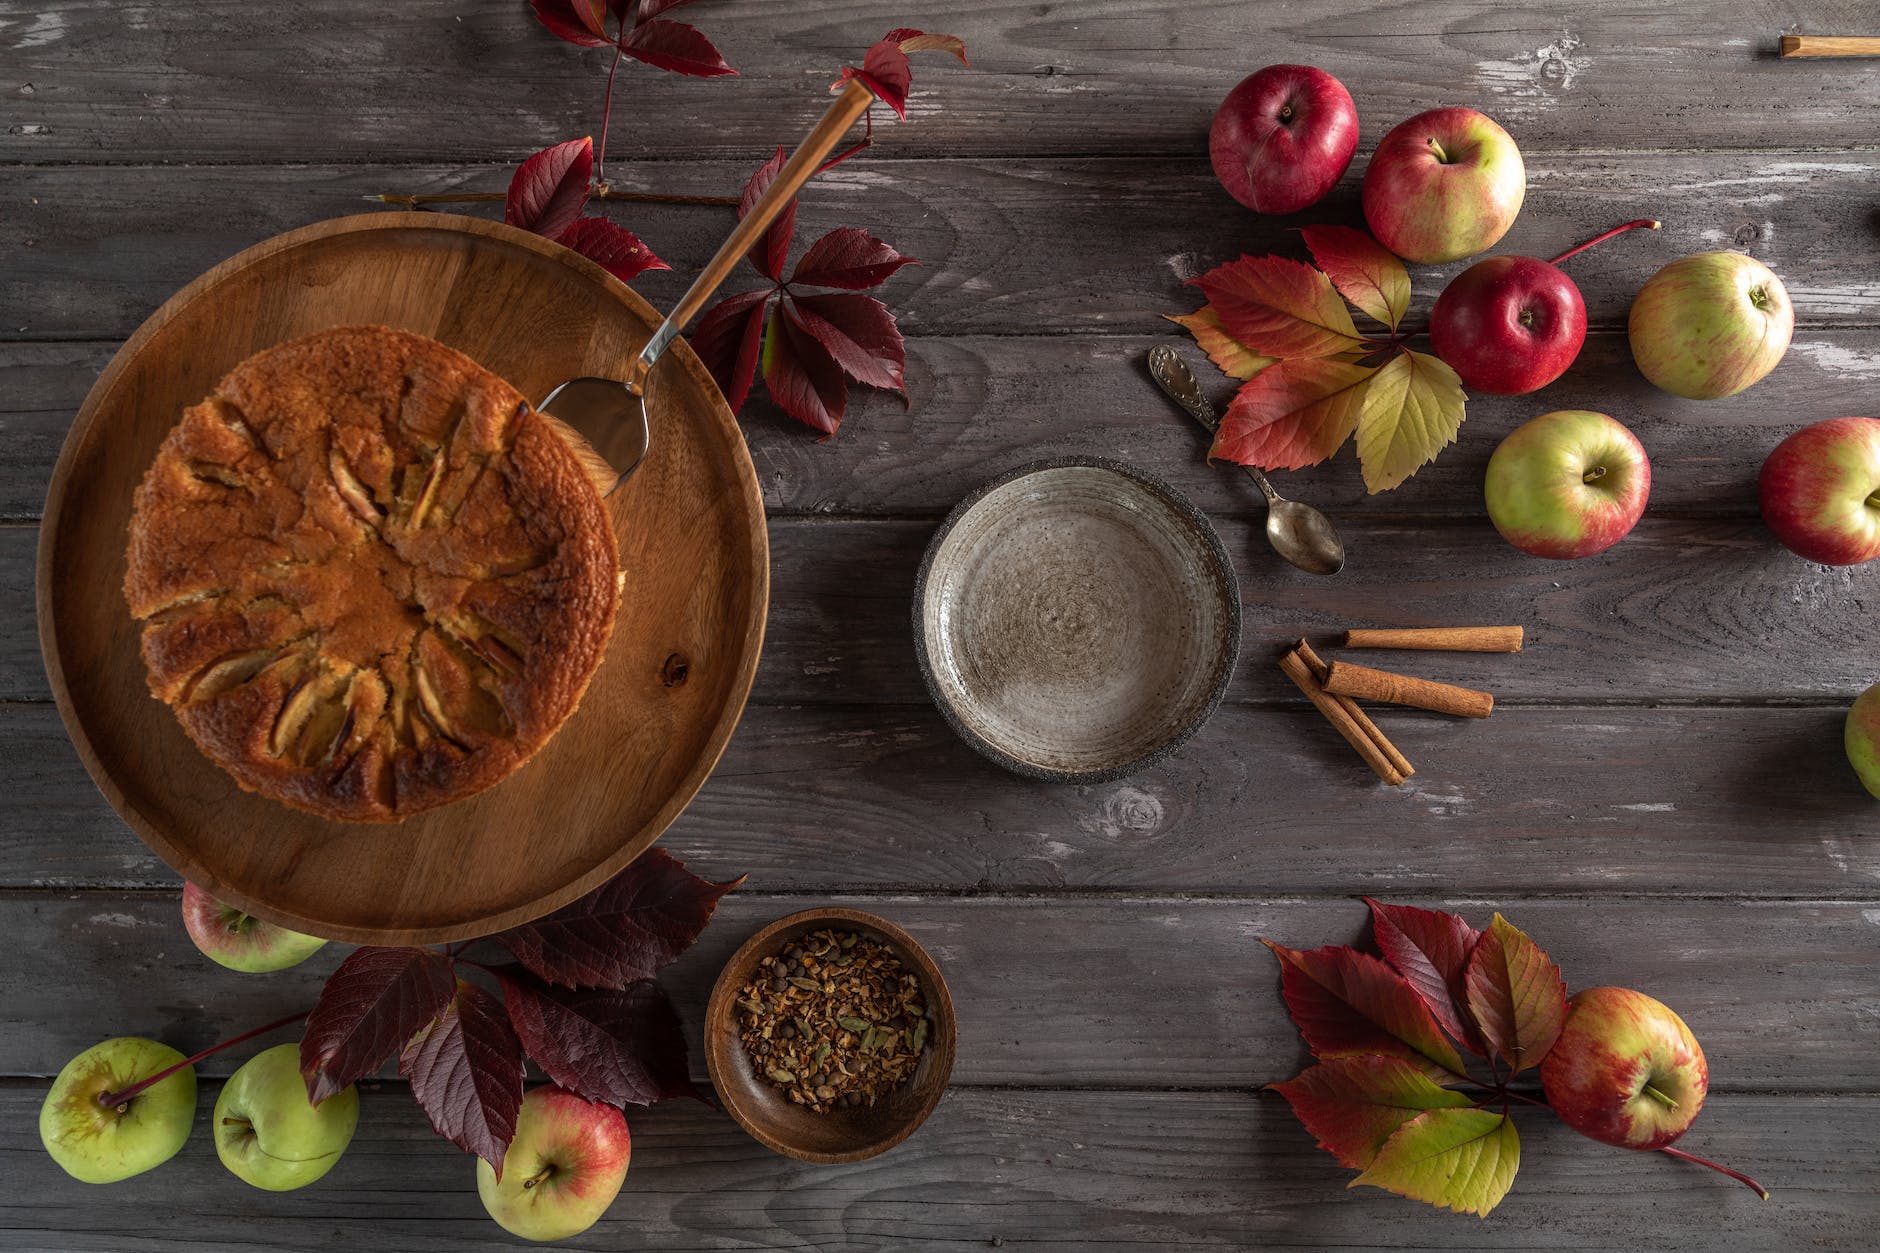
1,893,1875,1091
7,328,1880,524
3,1084,1870,1251
7,154,1880,346
35,214,768,944
5,701,1876,896
6,0,1880,162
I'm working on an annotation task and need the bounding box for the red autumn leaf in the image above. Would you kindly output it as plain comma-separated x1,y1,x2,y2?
493,848,742,990
790,292,906,393
1270,1055,1474,1170
1211,357,1371,470
1365,898,1485,1055
531,0,610,46
791,227,917,290
499,970,704,1106
1301,225,1412,331
1464,914,1569,1073
763,305,849,434
557,215,669,283
622,17,736,77
835,29,967,119
300,946,457,1104
690,288,771,413
1192,254,1364,360
739,147,796,282
1263,939,1467,1080
400,980,526,1176
506,138,593,241
635,0,697,19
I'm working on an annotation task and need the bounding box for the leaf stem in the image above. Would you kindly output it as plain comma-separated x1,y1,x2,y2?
596,40,625,184
1658,1145,1770,1199
96,1010,311,1109
1547,218,1662,266
361,189,739,209
814,137,874,177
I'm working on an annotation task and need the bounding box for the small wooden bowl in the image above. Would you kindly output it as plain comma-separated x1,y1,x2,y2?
704,907,956,1163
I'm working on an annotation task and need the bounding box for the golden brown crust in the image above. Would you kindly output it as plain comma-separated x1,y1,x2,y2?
124,326,620,823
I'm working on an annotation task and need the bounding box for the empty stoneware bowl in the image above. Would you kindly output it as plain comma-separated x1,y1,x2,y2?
914,456,1241,782
704,907,957,1163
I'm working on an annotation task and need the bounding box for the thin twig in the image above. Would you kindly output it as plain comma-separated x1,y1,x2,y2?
96,1010,312,1108
597,41,625,183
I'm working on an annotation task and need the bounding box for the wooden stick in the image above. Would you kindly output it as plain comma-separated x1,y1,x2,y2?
1277,649,1408,786
1780,35,1880,58
1325,661,1494,719
1295,640,1414,780
1343,626,1524,653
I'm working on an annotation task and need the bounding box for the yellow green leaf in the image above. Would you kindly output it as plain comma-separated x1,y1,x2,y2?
1353,1108,1520,1217
1164,306,1275,381
1356,349,1467,494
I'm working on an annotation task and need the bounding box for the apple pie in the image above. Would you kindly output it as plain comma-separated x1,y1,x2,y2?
124,325,621,823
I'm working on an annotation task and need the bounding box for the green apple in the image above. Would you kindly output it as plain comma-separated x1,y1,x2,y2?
1484,410,1652,559
1628,251,1792,399
1846,680,1880,800
214,1043,359,1190
40,1037,197,1183
478,1086,631,1242
182,881,327,973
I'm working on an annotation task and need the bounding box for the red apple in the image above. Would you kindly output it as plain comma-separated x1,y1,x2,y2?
1362,108,1525,264
1209,65,1359,215
1430,220,1660,395
477,1086,630,1241
1628,251,1792,399
1541,986,1708,1151
1846,680,1880,800
1484,410,1651,559
1758,417,1880,565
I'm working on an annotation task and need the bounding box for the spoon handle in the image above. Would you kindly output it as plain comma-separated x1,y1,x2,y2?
631,78,878,384
1146,346,1279,504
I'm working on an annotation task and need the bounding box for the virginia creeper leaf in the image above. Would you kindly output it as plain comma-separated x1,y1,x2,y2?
499,969,704,1106
790,292,907,393
739,147,796,282
557,215,669,283
400,980,525,1176
690,288,771,413
1165,306,1276,381
1263,940,1468,1079
791,227,917,290
1353,1108,1520,1217
1211,357,1371,470
493,848,742,990
763,305,849,434
1301,225,1411,331
1192,255,1364,359
505,138,594,241
836,29,966,118
622,18,736,78
1355,348,1466,493
300,946,456,1104
1464,913,1568,1074
1365,898,1484,1055
636,0,698,19
1269,1055,1474,1170
531,0,610,46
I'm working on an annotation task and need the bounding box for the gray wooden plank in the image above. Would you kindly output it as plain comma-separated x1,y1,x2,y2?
7,701,1875,896
2,1084,1864,1252
6,0,1880,162
1,893,1873,1090
11,328,1879,524
11,514,1877,705
6,154,1878,345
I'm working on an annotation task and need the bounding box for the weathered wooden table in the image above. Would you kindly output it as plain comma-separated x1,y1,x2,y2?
5,2,1878,1248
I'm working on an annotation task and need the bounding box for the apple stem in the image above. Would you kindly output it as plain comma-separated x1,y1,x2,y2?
1426,137,1450,164
1547,218,1662,266
1584,465,1608,484
1658,1145,1771,1200
521,1164,556,1190
1643,1083,1679,1111
96,1010,311,1109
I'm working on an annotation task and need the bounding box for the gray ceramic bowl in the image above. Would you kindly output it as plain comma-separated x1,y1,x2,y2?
913,457,1241,783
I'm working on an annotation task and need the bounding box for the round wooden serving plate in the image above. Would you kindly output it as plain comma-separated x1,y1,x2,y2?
36,213,769,945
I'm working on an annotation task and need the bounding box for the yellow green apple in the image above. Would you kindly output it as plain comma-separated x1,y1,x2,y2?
213,1043,359,1190
1540,986,1708,1150
182,881,327,973
478,1086,631,1242
1628,251,1792,399
1484,410,1651,559
40,1037,197,1183
1361,107,1525,263
1846,680,1880,800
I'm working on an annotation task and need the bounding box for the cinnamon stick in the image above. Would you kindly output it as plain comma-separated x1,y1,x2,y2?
1343,626,1524,653
1780,35,1880,58
1295,640,1414,780
1277,648,1409,786
1324,660,1494,719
